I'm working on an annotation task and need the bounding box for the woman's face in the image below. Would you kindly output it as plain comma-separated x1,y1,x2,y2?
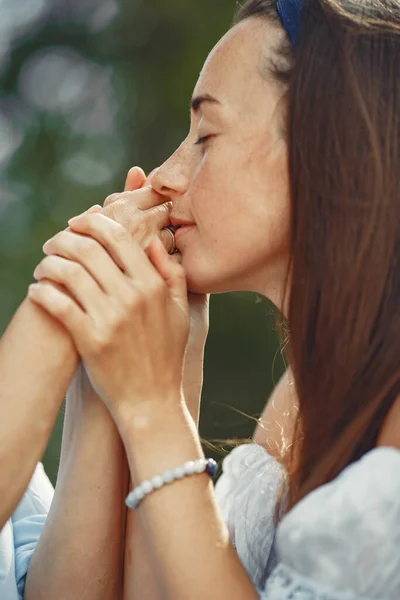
151,17,290,306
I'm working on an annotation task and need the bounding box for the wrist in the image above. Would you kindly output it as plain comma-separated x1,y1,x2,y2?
115,398,202,480
113,391,186,443
187,329,208,352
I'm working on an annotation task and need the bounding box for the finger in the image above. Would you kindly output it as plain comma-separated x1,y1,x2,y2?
64,204,103,233
67,213,155,280
104,167,147,208
103,192,120,208
147,201,173,228
104,187,167,214
86,205,103,214
42,230,128,295
124,166,146,192
28,282,90,346
169,252,182,266
34,255,108,315
148,238,187,303
144,168,159,186
143,202,174,251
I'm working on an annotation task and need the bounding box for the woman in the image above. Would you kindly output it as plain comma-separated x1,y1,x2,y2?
5,0,400,597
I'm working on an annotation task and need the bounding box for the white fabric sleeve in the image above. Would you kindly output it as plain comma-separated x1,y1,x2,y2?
12,463,54,599
214,443,285,590
275,446,400,600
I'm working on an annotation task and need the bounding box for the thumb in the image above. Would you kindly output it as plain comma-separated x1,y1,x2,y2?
148,238,188,306
124,166,146,192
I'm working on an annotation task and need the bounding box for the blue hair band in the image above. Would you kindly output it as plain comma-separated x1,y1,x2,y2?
277,0,306,46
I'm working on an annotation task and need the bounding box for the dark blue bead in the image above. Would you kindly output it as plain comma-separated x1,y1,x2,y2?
205,458,218,477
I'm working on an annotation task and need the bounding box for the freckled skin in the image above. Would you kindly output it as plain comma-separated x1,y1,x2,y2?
152,19,290,307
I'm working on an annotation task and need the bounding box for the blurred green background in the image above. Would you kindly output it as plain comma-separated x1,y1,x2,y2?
0,0,285,484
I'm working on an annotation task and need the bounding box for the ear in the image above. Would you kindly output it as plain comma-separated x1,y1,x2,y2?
124,166,147,191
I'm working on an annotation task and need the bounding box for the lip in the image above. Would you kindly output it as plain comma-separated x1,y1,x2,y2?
169,217,196,230
174,224,195,243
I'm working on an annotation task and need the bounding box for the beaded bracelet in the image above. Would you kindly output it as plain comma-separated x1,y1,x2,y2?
125,458,218,510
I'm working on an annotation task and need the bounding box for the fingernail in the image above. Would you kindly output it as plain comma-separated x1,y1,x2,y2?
68,216,80,225
28,283,40,293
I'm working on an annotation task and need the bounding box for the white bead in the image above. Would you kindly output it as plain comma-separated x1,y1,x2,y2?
125,493,135,507
194,460,206,473
174,466,185,479
183,461,195,475
135,488,145,501
162,470,175,483
141,480,153,494
152,475,163,489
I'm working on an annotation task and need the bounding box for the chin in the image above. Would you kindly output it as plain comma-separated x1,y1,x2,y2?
184,267,243,295
181,251,255,294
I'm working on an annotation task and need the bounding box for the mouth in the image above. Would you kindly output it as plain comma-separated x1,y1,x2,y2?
173,223,196,244
169,217,196,231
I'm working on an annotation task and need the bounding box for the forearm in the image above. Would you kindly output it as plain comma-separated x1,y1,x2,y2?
182,341,206,427
0,296,78,528
26,364,129,600
119,400,258,600
122,346,206,600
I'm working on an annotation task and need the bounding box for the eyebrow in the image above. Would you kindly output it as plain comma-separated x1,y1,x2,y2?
191,94,220,112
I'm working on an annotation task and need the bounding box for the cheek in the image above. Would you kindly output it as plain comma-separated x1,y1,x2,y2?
182,195,290,295
195,141,290,252
182,138,290,292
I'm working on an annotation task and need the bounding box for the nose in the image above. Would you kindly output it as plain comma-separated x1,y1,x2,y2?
151,147,190,199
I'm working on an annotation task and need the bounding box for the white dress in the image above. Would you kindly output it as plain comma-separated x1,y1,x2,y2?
0,464,54,600
214,443,400,599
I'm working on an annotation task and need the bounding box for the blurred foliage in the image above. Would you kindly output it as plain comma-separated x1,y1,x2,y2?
0,0,285,484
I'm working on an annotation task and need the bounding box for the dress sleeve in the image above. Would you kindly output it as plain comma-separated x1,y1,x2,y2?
214,443,286,590
273,446,400,600
12,463,54,599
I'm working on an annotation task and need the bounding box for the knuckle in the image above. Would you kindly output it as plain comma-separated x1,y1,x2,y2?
122,287,138,309
91,329,111,354
131,290,146,310
136,220,147,236
38,255,51,270
79,236,98,258
129,213,147,234
42,255,59,274
47,231,63,248
105,199,141,231
103,193,120,207
147,279,165,298
49,256,81,282
65,259,81,277
124,287,146,311
55,296,72,319
110,224,128,244
57,230,70,244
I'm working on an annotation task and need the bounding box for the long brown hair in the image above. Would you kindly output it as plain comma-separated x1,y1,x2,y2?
235,0,400,514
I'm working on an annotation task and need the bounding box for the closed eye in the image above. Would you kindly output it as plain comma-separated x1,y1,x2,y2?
194,135,212,145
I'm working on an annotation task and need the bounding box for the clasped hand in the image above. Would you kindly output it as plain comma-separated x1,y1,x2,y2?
28,167,194,424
